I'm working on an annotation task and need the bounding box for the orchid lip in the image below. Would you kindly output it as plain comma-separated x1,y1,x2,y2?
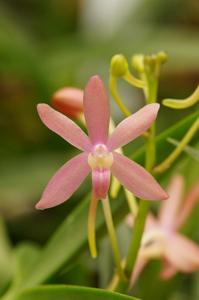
88,144,113,170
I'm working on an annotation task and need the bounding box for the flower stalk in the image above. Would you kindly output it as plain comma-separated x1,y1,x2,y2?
163,85,199,109
123,57,159,280
109,75,131,117
102,197,127,281
108,52,164,292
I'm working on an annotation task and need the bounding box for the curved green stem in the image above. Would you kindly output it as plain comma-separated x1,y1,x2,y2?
163,85,199,109
109,75,131,117
123,70,145,89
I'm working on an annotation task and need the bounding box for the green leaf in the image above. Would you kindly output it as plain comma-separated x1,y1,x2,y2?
16,285,138,300
0,218,13,291
20,195,127,290
12,243,41,287
167,137,199,163
0,152,68,216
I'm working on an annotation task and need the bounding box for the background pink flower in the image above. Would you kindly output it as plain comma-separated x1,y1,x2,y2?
130,175,199,286
52,87,84,118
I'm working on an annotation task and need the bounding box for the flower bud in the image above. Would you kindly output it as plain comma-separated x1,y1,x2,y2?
52,87,83,118
131,54,144,73
157,51,168,64
110,54,128,77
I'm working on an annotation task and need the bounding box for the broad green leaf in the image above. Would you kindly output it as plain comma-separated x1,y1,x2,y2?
1,244,42,300
20,196,127,290
3,110,198,300
12,243,41,287
167,137,199,163
0,152,69,216
16,285,138,300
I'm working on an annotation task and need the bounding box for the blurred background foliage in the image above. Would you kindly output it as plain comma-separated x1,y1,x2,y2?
0,1,199,299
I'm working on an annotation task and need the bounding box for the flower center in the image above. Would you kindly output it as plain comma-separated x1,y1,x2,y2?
140,229,166,258
88,144,113,170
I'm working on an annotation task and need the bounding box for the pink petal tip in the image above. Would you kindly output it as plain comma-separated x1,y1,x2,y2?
35,200,46,210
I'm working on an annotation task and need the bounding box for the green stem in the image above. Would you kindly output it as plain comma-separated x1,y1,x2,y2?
102,198,126,281
123,70,145,88
163,84,199,109
123,69,158,279
124,201,150,278
107,55,163,293
145,123,156,171
124,190,138,217
109,75,131,117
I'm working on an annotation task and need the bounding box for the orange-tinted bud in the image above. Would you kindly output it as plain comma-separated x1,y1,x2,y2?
52,87,83,118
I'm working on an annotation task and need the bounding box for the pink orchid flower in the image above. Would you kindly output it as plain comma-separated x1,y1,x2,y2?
52,87,83,118
36,75,167,210
130,175,199,287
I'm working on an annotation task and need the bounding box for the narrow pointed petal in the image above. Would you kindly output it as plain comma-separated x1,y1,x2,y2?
130,255,148,287
176,181,199,229
159,175,184,230
145,214,158,230
107,104,160,150
92,169,110,199
164,233,199,272
160,260,177,280
83,75,110,144
36,153,90,209
37,104,92,151
111,152,168,200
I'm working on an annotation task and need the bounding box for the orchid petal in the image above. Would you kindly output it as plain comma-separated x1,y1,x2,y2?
83,75,110,144
37,104,92,151
130,255,148,287
145,213,159,231
111,152,168,200
36,153,90,209
159,175,184,230
160,260,177,280
164,233,199,272
92,169,110,199
107,103,160,150
127,212,157,230
177,181,199,229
